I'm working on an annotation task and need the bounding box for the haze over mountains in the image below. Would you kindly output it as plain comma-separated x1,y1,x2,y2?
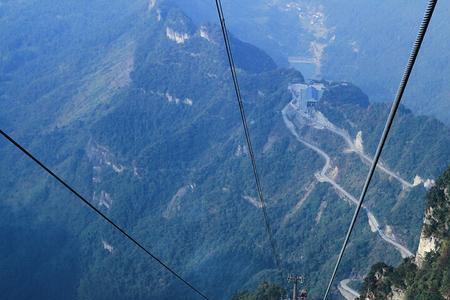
1,1,449,299
175,0,450,124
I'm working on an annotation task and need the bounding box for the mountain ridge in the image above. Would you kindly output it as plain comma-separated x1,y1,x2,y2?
1,1,450,299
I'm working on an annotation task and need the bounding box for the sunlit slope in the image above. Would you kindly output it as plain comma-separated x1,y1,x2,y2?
1,1,450,299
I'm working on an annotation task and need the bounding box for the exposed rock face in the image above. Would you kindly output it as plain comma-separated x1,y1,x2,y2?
415,229,438,268
102,240,114,253
390,287,406,300
412,175,436,189
199,26,214,43
361,166,450,299
163,184,196,219
415,207,439,268
166,27,190,44
364,289,406,300
354,131,364,152
86,140,125,175
148,0,156,11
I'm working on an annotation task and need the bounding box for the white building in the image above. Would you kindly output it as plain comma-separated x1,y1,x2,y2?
289,82,324,111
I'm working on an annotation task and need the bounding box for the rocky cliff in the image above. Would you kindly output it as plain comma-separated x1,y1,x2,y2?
360,166,450,299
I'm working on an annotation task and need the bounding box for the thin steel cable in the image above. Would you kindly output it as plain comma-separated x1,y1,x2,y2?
0,129,209,300
322,1,438,299
214,0,284,278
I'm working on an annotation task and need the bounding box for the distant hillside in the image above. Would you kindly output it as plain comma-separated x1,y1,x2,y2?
231,282,284,300
1,1,450,300
172,0,450,124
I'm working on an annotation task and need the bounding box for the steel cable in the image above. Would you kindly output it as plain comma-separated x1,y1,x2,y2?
322,1,438,298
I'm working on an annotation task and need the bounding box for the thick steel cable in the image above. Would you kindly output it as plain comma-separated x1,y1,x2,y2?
0,129,209,300
213,0,284,278
322,1,438,299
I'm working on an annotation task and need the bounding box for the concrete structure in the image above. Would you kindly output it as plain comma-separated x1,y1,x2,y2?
289,82,324,113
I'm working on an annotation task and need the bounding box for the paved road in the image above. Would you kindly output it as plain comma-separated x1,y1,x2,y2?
376,224,414,258
288,101,414,189
338,279,360,300
323,122,414,189
283,102,414,258
283,102,415,298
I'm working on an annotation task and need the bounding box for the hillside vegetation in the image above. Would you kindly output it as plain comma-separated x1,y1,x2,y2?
1,1,450,299
360,166,450,300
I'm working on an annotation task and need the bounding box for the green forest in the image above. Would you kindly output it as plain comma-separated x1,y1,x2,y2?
360,166,450,299
1,1,450,299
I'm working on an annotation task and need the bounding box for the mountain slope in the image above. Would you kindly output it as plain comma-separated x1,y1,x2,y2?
172,0,450,124
1,1,450,299
359,166,450,300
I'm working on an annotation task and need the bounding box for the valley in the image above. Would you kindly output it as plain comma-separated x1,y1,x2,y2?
282,85,416,298
282,87,414,258
1,1,450,299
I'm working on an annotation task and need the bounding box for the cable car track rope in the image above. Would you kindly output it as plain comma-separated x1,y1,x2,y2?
214,0,284,279
0,0,438,298
322,1,438,299
0,129,210,300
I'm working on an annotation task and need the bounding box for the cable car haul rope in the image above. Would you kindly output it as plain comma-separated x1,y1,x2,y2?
214,0,285,279
0,0,439,299
0,129,210,300
322,1,438,299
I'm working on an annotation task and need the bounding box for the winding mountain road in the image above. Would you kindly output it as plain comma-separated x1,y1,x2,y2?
338,279,360,300
289,100,414,189
282,98,416,298
318,116,414,189
282,102,414,258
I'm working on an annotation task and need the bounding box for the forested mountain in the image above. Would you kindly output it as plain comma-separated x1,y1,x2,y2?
359,166,450,300
173,0,450,124
231,282,284,300
1,1,450,299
